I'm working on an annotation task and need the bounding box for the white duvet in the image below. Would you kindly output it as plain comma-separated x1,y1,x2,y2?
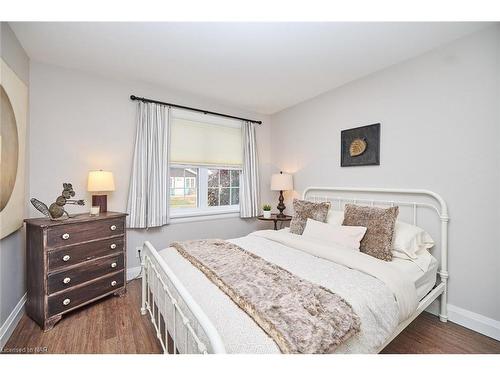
158,229,419,353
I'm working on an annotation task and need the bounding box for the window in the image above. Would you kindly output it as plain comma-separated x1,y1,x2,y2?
169,166,241,215
208,168,240,206
169,109,243,218
170,167,198,209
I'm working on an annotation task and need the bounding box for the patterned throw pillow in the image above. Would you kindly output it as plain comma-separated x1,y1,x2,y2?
342,204,399,261
289,199,331,235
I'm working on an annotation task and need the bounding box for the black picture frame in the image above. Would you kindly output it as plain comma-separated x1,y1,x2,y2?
341,123,380,167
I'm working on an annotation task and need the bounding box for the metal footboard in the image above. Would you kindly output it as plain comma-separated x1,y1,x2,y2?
140,241,225,354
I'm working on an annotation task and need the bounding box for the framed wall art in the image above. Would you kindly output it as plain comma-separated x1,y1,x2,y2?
341,123,380,167
1,58,28,239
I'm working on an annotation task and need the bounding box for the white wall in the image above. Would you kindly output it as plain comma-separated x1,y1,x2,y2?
0,22,29,330
271,26,500,321
29,62,273,270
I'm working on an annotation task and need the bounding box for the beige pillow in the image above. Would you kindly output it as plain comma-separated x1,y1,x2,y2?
290,199,331,235
342,204,399,261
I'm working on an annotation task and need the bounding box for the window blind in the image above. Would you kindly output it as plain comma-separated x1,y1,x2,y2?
170,118,243,167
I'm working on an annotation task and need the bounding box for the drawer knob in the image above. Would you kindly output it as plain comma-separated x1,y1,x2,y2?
110,225,117,231
63,298,71,306
110,243,117,250
111,262,117,268
111,280,117,287
63,277,71,284
62,255,71,262
62,233,70,240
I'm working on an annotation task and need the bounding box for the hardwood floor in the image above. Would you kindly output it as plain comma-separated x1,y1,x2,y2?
3,279,499,354
381,312,500,354
2,279,162,354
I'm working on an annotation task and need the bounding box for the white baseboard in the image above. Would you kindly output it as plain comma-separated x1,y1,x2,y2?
127,266,142,281
447,304,500,341
426,301,500,341
0,293,26,350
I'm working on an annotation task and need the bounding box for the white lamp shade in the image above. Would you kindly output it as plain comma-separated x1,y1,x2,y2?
88,170,115,192
271,173,293,191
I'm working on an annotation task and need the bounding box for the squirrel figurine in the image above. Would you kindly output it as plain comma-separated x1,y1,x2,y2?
31,183,85,220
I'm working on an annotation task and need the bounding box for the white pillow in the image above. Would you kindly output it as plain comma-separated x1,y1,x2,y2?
326,209,434,258
326,209,344,225
392,221,435,259
302,218,367,251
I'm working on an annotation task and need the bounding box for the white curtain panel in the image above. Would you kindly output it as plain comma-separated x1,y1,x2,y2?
240,121,260,218
127,102,170,228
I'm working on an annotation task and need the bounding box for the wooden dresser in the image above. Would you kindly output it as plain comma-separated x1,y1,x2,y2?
24,212,128,331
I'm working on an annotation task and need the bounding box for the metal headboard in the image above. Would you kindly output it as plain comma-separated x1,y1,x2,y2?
302,186,450,322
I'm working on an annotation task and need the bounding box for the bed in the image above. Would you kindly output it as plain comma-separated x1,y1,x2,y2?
140,187,449,354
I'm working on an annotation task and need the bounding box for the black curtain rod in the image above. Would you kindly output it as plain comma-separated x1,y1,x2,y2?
130,95,262,125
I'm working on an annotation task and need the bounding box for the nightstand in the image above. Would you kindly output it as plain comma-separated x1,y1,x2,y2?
257,214,292,230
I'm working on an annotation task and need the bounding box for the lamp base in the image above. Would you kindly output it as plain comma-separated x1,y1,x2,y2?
92,194,108,213
277,190,286,218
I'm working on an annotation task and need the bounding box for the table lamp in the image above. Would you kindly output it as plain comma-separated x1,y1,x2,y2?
271,171,293,218
87,170,115,213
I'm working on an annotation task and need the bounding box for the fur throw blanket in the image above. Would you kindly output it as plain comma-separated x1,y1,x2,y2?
171,239,360,353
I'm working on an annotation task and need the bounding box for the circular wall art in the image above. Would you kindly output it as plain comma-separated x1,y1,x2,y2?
1,84,19,211
1,58,28,239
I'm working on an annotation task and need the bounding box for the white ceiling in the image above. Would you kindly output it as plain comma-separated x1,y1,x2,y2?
10,22,489,114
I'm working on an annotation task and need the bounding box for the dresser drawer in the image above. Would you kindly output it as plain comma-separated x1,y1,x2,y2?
48,271,124,316
47,217,125,248
48,237,124,271
47,253,124,294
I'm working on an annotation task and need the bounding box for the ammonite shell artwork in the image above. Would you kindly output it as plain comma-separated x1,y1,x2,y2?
349,138,367,157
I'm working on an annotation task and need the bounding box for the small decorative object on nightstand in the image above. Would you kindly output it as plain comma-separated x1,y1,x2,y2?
262,204,272,219
88,170,115,213
271,171,293,218
24,211,127,331
90,206,100,216
257,213,292,230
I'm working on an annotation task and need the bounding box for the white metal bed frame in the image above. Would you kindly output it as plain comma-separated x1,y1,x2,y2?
140,187,449,354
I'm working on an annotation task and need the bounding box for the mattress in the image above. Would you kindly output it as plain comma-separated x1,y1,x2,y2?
389,251,438,300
